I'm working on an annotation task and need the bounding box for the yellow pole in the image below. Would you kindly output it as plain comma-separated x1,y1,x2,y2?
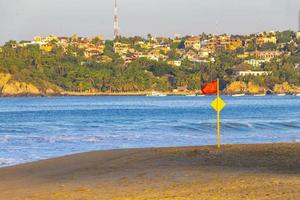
217,79,221,149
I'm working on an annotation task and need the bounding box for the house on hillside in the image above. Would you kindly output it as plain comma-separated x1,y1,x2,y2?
184,36,201,51
297,32,300,40
251,51,282,61
84,46,104,58
256,36,277,45
198,49,210,58
236,70,272,76
228,37,243,51
113,42,129,55
233,63,271,76
167,60,182,67
244,59,266,67
183,50,199,61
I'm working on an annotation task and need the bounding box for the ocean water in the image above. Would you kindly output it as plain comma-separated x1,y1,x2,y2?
0,96,299,166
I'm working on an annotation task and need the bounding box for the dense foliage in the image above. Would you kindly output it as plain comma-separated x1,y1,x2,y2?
0,33,299,93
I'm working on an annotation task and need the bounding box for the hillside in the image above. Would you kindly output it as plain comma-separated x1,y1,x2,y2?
0,31,300,96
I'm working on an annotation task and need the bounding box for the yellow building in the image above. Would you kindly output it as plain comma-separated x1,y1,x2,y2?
40,44,53,52
228,38,243,51
256,36,277,45
154,46,170,54
297,32,300,40
140,42,151,49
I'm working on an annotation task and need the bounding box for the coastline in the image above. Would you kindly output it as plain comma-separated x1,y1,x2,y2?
0,91,193,97
0,91,300,97
0,142,299,200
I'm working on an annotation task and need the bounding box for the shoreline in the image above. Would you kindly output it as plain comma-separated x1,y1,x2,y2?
0,142,299,168
0,92,299,98
0,142,299,199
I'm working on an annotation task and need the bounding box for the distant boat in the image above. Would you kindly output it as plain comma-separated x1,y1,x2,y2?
196,94,205,97
295,94,300,96
276,93,286,96
232,94,245,97
253,94,266,97
186,94,196,96
158,94,167,97
147,91,167,96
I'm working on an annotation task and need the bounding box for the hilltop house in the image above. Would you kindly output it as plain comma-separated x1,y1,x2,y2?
256,36,277,45
244,59,266,67
146,49,167,61
84,46,104,58
153,45,170,54
297,32,300,40
175,49,185,58
228,37,243,51
57,37,69,47
167,60,182,67
252,51,282,61
198,49,210,58
184,37,201,51
233,63,271,76
183,50,199,61
40,44,53,52
113,42,130,55
236,70,272,76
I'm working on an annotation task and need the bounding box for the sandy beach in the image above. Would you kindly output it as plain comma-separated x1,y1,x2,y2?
0,143,299,200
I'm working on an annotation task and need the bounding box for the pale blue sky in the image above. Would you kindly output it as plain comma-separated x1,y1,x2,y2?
0,0,299,44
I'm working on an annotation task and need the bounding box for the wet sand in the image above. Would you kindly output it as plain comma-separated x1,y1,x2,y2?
0,143,299,200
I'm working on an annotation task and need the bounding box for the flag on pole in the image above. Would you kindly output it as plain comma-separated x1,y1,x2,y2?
201,79,226,149
201,80,218,95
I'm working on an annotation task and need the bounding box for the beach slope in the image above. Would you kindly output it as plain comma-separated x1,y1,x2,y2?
0,143,299,200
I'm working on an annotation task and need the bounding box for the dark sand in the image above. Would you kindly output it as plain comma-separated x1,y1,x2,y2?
0,143,299,200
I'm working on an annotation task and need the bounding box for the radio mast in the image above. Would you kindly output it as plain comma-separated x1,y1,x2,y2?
113,0,120,39
298,10,300,31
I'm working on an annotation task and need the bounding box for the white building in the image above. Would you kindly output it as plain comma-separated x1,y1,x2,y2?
244,59,266,67
236,70,272,76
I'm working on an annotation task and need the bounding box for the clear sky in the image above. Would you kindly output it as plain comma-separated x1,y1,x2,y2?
0,0,299,44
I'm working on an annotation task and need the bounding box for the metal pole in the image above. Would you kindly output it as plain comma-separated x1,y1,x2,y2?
217,78,221,149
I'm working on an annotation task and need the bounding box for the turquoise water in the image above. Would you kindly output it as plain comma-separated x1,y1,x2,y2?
0,96,299,166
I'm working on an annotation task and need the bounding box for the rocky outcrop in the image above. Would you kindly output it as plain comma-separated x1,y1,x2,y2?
225,81,247,94
0,73,12,88
1,81,40,96
225,81,266,94
0,73,62,96
247,82,266,94
273,82,300,94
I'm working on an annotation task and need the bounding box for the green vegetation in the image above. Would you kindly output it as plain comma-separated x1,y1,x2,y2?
0,31,299,95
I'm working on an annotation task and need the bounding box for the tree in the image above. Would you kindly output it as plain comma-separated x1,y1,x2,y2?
258,42,277,51
277,30,294,43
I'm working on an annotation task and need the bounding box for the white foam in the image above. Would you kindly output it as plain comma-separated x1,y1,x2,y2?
0,158,17,167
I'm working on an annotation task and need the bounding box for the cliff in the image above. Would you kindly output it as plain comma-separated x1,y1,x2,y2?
224,81,247,94
225,81,266,94
273,82,300,94
1,81,40,96
0,73,62,96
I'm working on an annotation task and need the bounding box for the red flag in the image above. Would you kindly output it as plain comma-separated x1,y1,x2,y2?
201,80,218,95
